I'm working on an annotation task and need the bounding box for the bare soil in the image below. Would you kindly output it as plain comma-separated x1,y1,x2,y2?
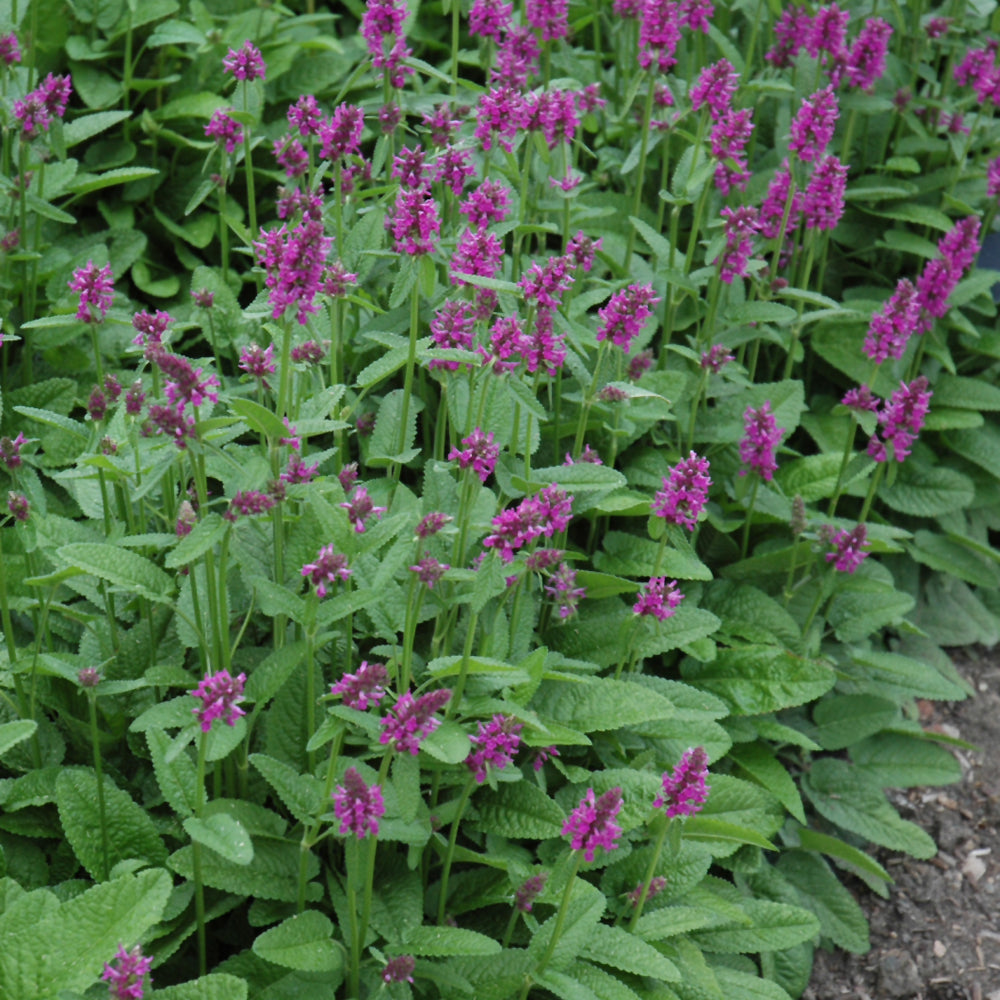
804,648,1000,1000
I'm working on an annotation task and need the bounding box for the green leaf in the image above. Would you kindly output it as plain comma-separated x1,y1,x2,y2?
229,397,291,441
63,110,131,147
681,646,835,715
244,642,307,712
150,974,249,1000
147,728,198,818
67,166,160,195
634,906,725,941
253,910,341,971
420,719,473,764
867,202,955,231
850,732,961,787
166,513,228,569
367,389,419,465
249,753,324,825
403,924,502,956
169,837,319,902
581,923,680,981
777,852,870,954
570,961,646,1000
55,768,167,878
813,695,899,751
629,215,672,264
803,759,937,858
534,969,603,1000
532,678,674,731
0,720,38,756
725,302,798,326
57,542,174,603
827,579,915,644
683,817,777,851
691,900,820,953
933,374,1000,411
846,650,968,702
530,879,606,971
879,462,975,517
183,814,253,866
947,424,1000,481
713,967,795,1000
908,530,1000,589
795,829,891,884
475,781,566,839
728,743,805,824
594,531,713,581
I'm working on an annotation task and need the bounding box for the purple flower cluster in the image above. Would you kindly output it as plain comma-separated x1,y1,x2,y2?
633,577,684,620
863,278,920,362
526,0,568,40
224,489,277,520
711,108,754,194
717,206,760,283
341,485,386,533
8,491,30,522
690,59,739,120
102,944,152,999
802,155,848,231
639,0,681,73
0,33,20,66
388,186,441,255
205,109,243,152
483,485,574,563
544,562,587,619
915,216,981,333
380,688,451,755
383,956,416,984
302,545,352,597
596,283,659,354
843,18,892,91
954,43,1000,105
789,85,839,163
740,401,784,480
515,873,548,912
333,766,385,837
652,452,712,531
222,40,266,81
562,786,623,861
867,377,932,464
14,72,72,138
823,523,869,573
410,554,450,589
449,428,499,482
361,0,413,87
466,714,523,782
69,260,114,323
330,661,389,710
654,746,710,817
192,670,247,732
254,220,333,325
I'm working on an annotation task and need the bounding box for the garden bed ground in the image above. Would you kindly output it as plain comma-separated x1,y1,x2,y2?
805,648,1000,1000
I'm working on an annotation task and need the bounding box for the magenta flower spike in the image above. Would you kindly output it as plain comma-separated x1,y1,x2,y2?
739,401,784,480
380,688,451,755
515,873,548,911
823,524,869,573
789,85,839,163
409,554,450,589
69,260,114,323
333,766,386,837
867,377,932,464
597,283,660,354
7,491,30,522
192,670,247,732
340,485,387,533
102,944,153,999
633,577,684,621
448,427,499,482
544,562,587,619
330,660,389,711
222,40,266,81
302,545,352,597
652,452,712,531
382,955,416,983
466,714,524,782
654,746,710,817
690,58,739,120
562,786,623,861
204,109,243,152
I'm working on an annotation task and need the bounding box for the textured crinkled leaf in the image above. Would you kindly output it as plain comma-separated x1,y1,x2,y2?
702,582,799,646
908,530,1000,589
813,695,899,751
534,968,603,1000
594,531,713,580
529,879,606,970
794,829,891,884
168,838,319,902
570,960,646,1000
845,650,969,702
403,924,501,956
850,733,961,787
183,814,253,866
532,678,674,731
917,576,1000,647
0,720,38,756
7,870,172,997
152,975,249,1000
682,817,777,851
367,388,419,464
244,642,307,711
147,728,198,817
773,453,842,501
803,759,936,859
55,768,167,878
691,899,819,953
57,542,174,602
947,425,1000,481
681,646,835,715
712,967,794,1000
250,754,324,825
581,923,680,980
727,743,806,824
421,719,473,764
635,906,726,941
475,781,566,839
252,911,341,971
879,463,975,517
777,852,870,954
166,513,229,569
694,379,805,444
636,607,722,659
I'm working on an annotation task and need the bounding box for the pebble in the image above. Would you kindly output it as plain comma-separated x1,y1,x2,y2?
877,949,922,998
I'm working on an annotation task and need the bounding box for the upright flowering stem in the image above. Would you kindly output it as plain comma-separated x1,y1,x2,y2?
395,281,422,470
683,112,711,275
193,729,209,976
627,817,672,929
85,683,111,881
572,342,608,459
625,76,656,273
437,772,477,924
783,229,817,380
740,475,761,560
242,85,259,277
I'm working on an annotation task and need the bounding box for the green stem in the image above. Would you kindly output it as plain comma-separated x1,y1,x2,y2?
827,422,858,518
858,461,886,523
447,610,478,719
628,818,670,929
437,774,477,924
624,75,656,273
395,280,422,467
87,690,111,881
194,729,209,976
740,476,761,560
